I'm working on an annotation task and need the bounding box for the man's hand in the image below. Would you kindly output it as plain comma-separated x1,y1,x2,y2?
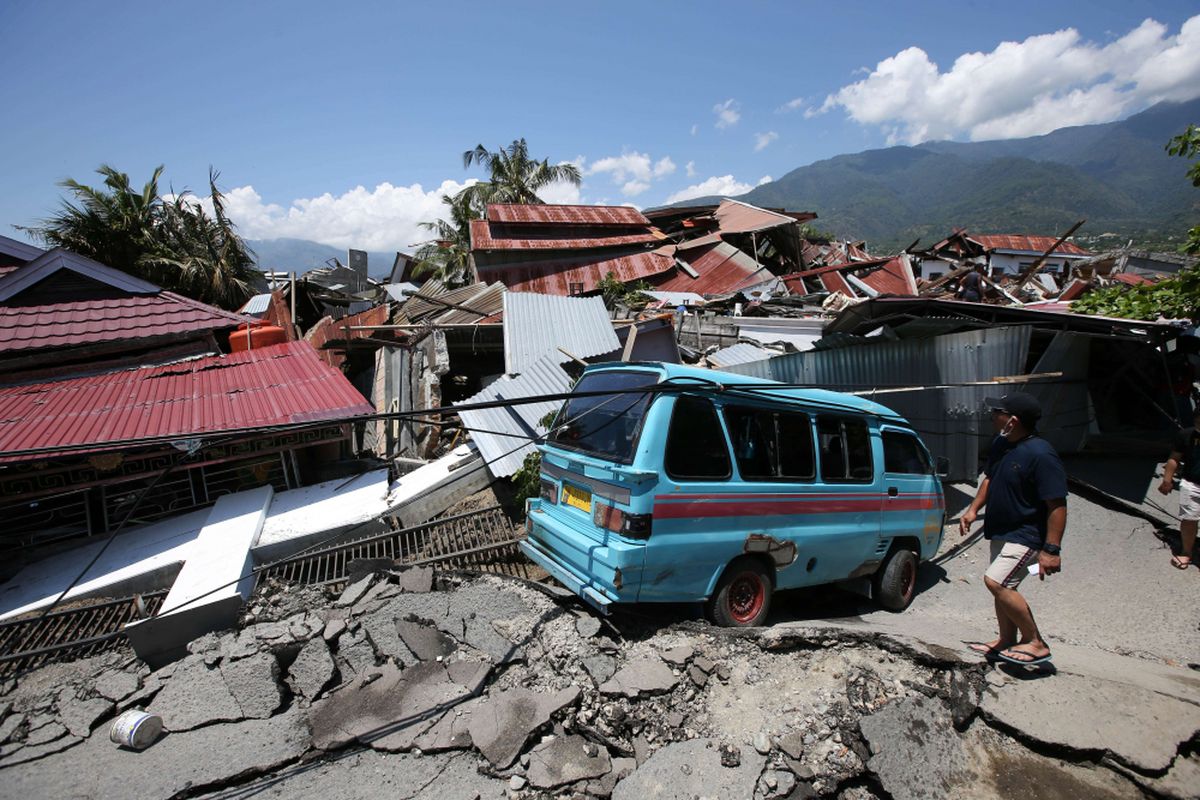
958,509,977,537
1157,480,1174,496
1037,550,1061,580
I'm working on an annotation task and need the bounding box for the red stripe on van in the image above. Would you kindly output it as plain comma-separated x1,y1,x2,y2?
653,498,884,518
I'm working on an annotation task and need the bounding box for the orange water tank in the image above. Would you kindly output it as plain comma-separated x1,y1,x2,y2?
230,322,287,352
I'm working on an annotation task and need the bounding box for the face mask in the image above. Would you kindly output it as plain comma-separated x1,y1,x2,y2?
1000,418,1015,437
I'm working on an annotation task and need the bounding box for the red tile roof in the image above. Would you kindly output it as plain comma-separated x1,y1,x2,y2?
971,235,1090,256
476,248,675,295
469,219,661,251
1111,272,1154,286
0,291,250,354
486,204,650,226
0,341,372,462
652,242,772,295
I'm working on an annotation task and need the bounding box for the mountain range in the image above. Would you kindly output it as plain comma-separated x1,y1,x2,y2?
702,98,1200,251
247,238,398,280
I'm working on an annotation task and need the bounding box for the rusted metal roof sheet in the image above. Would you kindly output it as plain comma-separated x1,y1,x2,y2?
654,242,772,295
477,249,675,295
456,355,573,478
857,255,919,296
711,199,799,234
396,281,503,323
435,283,507,324
503,291,619,374
971,235,1090,256
469,218,661,251
0,341,372,462
487,204,650,226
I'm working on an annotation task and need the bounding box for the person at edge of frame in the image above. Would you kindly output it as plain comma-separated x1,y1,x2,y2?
1158,406,1200,570
957,392,1068,666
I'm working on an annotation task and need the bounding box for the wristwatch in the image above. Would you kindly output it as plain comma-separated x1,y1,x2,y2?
1042,543,1061,556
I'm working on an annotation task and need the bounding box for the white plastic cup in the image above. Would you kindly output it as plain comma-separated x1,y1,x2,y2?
109,709,163,750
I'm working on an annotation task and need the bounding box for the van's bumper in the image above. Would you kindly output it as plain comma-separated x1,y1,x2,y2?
520,538,614,615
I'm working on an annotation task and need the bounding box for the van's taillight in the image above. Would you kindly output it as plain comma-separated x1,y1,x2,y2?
593,503,652,540
539,478,558,504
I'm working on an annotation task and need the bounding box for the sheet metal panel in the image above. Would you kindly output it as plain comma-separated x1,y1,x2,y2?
503,292,620,374
0,341,373,462
736,318,826,351
477,249,675,296
654,241,772,295
470,219,660,251
711,199,797,234
707,342,772,369
719,326,1033,480
971,235,1089,256
239,293,273,316
456,355,573,478
487,204,650,226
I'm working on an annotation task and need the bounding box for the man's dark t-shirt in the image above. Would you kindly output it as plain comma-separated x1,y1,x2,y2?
959,270,983,301
1171,427,1200,483
983,434,1068,547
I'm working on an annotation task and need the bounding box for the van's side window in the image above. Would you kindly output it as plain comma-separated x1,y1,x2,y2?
883,431,932,474
817,416,872,482
724,406,814,480
665,396,731,480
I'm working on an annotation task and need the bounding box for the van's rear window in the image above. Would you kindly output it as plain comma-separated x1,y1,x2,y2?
547,370,660,464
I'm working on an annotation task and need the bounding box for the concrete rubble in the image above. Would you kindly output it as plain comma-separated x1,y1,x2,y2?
0,568,1196,800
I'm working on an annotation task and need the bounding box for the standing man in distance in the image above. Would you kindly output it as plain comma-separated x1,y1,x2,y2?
959,393,1068,666
1158,407,1200,570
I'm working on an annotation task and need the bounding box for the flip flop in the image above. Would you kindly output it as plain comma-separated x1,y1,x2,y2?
1170,555,1192,570
996,648,1052,666
965,642,1005,655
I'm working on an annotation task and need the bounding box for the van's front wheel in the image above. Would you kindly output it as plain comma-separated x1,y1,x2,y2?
707,558,773,627
873,548,918,611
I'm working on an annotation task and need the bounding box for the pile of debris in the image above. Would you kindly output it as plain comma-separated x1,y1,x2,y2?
2,567,1187,800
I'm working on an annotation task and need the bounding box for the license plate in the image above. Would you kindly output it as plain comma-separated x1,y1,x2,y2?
562,483,592,514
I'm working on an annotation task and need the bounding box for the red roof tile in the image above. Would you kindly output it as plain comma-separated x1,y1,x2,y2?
486,204,650,226
653,242,772,295
1111,272,1154,286
971,235,1090,256
469,219,661,251
0,291,249,354
0,341,372,462
476,249,675,295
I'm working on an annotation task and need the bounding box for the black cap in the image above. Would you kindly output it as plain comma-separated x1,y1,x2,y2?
985,392,1042,428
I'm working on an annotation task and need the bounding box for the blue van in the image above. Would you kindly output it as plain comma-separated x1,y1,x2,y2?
519,362,946,626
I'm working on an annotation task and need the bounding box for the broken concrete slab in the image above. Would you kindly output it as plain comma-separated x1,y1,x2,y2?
58,696,112,739
396,618,457,662
575,613,601,639
411,696,483,753
859,696,970,800
466,685,580,768
583,653,618,685
0,707,310,799
359,612,418,666
391,565,434,594
335,574,374,608
660,645,694,666
611,739,765,800
222,652,283,720
146,655,246,732
600,656,679,697
980,671,1200,773
526,733,612,789
286,636,337,702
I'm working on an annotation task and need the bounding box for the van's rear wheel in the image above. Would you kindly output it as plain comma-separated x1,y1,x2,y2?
707,558,772,627
873,548,918,611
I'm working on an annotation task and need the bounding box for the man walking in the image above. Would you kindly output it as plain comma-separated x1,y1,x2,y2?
1158,407,1200,570
958,393,1068,666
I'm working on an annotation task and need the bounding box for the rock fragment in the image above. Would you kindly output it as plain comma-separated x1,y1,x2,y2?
600,656,678,697
467,686,580,768
613,739,764,800
526,733,612,788
287,635,337,702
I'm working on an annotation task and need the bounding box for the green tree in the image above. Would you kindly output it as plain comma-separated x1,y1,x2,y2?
411,189,477,287
23,165,256,309
1166,124,1200,255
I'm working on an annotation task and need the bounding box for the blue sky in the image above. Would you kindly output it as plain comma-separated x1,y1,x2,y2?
2,1,1198,253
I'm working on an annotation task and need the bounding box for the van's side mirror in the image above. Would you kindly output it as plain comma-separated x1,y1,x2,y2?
935,456,951,478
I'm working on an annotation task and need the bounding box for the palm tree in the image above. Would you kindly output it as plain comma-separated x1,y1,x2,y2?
460,138,581,206
411,188,477,287
24,165,256,309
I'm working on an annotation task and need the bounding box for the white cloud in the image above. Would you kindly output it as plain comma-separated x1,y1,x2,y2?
754,131,779,151
817,15,1200,143
690,124,698,136
586,151,676,197
757,175,773,185
197,179,477,251
713,98,741,129
686,160,696,177
777,97,806,113
665,175,754,204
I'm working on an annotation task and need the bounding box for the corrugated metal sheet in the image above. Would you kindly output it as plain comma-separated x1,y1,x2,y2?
396,281,503,323
456,355,573,478
0,341,373,462
470,219,660,251
707,342,773,369
503,292,620,374
487,204,650,226
711,199,798,234
858,255,919,296
972,235,1090,256
643,291,706,307
737,318,826,351
239,293,273,316
434,283,507,325
718,326,1033,480
655,241,772,295
477,249,675,295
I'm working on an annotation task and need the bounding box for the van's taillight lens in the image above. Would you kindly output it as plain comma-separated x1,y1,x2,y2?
593,503,652,540
540,478,558,504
